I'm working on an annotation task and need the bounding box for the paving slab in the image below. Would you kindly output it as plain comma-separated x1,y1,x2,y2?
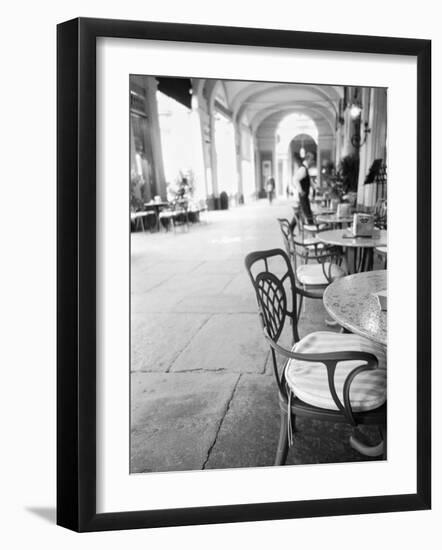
204,374,280,469
131,270,173,295
175,294,257,314
131,290,185,314
222,272,256,297
131,371,239,472
191,260,242,276
159,273,233,296
170,314,268,374
135,260,203,276
131,313,209,372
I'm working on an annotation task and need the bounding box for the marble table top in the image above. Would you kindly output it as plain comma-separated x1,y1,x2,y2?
318,229,387,248
323,270,387,346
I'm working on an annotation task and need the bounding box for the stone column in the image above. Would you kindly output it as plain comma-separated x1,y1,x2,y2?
318,135,335,184
254,146,261,198
357,87,387,207
316,147,322,186
209,106,219,197
235,122,244,202
356,87,372,206
141,76,167,200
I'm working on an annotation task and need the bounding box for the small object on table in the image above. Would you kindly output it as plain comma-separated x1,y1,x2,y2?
352,213,375,237
373,289,387,311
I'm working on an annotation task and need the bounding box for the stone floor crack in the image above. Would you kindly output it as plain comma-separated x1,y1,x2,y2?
202,373,242,470
166,314,213,372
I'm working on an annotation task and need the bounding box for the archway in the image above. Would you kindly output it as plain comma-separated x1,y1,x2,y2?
275,114,318,197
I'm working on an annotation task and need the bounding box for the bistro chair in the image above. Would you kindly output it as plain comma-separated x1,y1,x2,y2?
159,206,176,232
244,248,387,465
373,198,387,229
292,207,328,240
277,218,345,317
159,199,190,233
173,199,190,231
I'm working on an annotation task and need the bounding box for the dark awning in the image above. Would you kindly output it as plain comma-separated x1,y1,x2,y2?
157,77,192,110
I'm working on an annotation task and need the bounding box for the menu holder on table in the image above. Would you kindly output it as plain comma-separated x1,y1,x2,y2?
352,213,375,236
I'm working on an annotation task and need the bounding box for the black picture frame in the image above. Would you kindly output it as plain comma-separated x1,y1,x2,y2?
57,17,431,532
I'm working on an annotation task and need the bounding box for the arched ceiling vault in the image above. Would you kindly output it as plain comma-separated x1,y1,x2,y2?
254,105,336,138
233,83,341,124
194,79,342,141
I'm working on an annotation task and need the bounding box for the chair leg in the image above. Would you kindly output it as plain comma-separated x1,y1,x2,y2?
274,410,289,466
380,425,387,460
349,427,385,457
297,294,304,320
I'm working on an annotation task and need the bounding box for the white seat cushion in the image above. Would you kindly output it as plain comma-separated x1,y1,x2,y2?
297,262,345,285
301,238,326,249
375,246,387,255
285,331,386,412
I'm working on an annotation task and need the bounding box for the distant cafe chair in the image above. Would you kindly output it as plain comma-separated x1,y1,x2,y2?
373,199,387,229
159,199,190,233
244,248,387,465
292,207,328,240
173,199,190,231
277,218,345,317
159,206,176,232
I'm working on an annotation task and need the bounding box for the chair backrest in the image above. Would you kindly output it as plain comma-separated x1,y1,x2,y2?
244,248,300,346
276,218,294,259
291,207,307,238
277,218,315,277
373,198,387,228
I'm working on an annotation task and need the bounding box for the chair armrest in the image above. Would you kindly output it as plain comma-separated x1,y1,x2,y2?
297,286,325,299
263,330,381,424
263,330,378,366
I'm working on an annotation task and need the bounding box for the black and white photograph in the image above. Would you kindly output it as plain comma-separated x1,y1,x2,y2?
129,75,388,473
1,0,438,542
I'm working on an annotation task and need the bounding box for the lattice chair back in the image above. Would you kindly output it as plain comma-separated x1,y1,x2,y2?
244,248,300,354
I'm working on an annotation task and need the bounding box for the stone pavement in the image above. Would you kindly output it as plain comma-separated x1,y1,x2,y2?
130,199,379,473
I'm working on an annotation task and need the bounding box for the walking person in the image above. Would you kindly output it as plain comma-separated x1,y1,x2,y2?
289,151,315,232
266,176,275,205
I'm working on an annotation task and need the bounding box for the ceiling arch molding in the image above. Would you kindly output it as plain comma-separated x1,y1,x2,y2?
192,78,206,98
234,83,342,123
254,104,336,136
203,79,220,109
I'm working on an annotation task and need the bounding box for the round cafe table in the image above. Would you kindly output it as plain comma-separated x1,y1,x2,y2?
323,270,387,346
317,228,387,272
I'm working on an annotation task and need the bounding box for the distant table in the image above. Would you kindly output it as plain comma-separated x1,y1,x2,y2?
318,229,387,272
144,201,169,231
131,211,154,232
323,270,387,346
